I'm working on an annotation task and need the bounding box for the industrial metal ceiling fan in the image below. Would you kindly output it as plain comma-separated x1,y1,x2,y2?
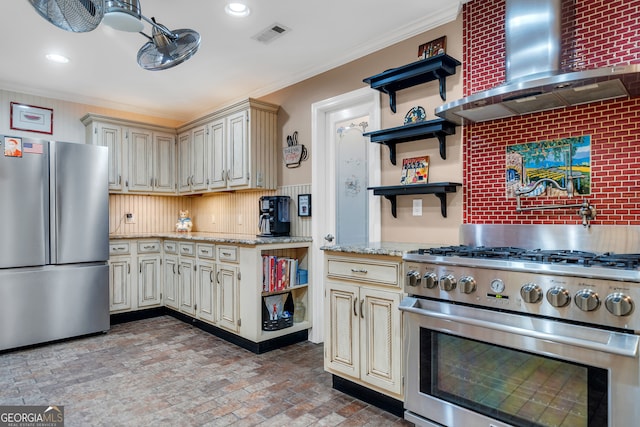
27,0,200,71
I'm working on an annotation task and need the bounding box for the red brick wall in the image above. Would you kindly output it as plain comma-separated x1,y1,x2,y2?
462,0,640,225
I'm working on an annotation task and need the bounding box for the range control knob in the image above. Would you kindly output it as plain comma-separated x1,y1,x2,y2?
423,272,438,289
520,283,543,303
574,289,600,312
406,270,421,287
546,286,571,308
459,276,477,294
605,293,634,317
440,274,457,292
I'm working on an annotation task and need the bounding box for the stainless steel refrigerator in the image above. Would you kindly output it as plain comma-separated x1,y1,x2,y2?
0,137,109,351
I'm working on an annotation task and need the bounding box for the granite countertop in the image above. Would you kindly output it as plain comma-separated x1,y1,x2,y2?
109,232,312,246
320,241,441,257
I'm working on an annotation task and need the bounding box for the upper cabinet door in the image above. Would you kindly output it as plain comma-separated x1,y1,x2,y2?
208,119,226,190
227,110,249,188
96,123,124,192
177,132,191,193
190,125,208,192
153,132,176,193
127,128,154,193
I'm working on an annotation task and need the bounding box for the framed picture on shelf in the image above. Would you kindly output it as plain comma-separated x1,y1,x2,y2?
10,102,53,135
400,156,430,185
418,36,447,60
298,194,311,217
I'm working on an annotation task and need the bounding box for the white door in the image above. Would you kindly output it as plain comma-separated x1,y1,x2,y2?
311,87,380,343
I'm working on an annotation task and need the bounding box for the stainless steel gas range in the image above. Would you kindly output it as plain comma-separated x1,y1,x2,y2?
400,225,640,427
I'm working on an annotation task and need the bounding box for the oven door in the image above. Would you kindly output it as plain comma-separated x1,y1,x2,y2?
400,297,640,427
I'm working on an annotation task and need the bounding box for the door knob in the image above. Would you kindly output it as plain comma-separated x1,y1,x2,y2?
324,234,334,242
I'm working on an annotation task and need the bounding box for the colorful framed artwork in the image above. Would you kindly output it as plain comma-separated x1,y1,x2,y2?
505,136,591,198
10,102,53,135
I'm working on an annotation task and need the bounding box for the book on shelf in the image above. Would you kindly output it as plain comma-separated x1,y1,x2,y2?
400,155,429,185
262,255,300,293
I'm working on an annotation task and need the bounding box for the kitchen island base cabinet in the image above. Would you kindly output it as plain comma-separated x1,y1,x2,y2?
324,253,404,400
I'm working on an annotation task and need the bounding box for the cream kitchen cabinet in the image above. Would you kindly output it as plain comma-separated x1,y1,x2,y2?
216,245,240,333
176,98,279,194
136,240,162,308
195,243,216,324
162,241,179,310
236,242,312,352
177,242,197,316
109,241,133,312
81,114,176,195
109,236,312,353
177,124,207,193
128,130,176,194
324,253,404,399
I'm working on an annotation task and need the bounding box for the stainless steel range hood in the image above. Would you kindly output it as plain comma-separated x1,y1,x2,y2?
436,0,640,125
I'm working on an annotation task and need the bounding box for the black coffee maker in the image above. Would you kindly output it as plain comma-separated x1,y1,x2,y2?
258,196,291,237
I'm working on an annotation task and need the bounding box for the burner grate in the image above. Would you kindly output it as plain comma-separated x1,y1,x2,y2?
413,246,640,270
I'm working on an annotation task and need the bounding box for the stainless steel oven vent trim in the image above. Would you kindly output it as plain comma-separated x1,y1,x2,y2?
400,297,640,357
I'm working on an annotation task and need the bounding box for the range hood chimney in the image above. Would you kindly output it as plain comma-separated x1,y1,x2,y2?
436,0,640,124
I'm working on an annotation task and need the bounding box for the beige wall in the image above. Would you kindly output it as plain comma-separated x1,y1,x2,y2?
0,89,181,143
261,17,464,244
3,15,464,245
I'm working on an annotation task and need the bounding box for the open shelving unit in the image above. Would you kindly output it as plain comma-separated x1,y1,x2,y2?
368,182,461,218
363,54,461,113
363,118,457,163
364,53,462,220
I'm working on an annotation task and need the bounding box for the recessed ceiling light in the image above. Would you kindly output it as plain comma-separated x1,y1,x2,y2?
225,3,251,17
46,53,70,64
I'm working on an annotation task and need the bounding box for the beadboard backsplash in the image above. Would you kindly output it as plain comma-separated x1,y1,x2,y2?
108,184,312,237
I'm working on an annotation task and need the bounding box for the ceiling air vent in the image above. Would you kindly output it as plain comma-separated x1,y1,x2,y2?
251,23,291,44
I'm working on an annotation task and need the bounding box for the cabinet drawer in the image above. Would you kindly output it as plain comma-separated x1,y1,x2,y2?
109,241,130,255
164,241,178,254
217,246,238,263
196,243,215,259
137,240,161,253
327,257,400,287
179,242,195,256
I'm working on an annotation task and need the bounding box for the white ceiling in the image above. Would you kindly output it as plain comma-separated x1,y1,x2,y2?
0,1,462,121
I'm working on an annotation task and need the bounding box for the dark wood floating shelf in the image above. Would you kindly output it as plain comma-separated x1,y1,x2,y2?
363,54,461,113
368,182,462,218
363,118,457,164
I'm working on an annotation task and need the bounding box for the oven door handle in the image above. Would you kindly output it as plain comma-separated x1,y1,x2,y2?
400,297,639,358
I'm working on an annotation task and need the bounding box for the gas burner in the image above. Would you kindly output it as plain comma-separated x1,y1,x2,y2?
518,249,598,265
419,245,528,258
418,245,472,256
466,246,528,259
591,253,640,269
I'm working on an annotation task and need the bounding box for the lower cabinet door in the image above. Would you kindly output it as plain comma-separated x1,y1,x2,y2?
217,263,239,332
359,287,402,395
109,258,131,312
138,255,162,307
197,260,216,323
325,281,359,378
179,257,196,315
163,255,179,309
325,281,402,397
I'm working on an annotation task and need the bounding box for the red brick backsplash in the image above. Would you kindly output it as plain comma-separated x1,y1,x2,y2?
462,0,640,225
